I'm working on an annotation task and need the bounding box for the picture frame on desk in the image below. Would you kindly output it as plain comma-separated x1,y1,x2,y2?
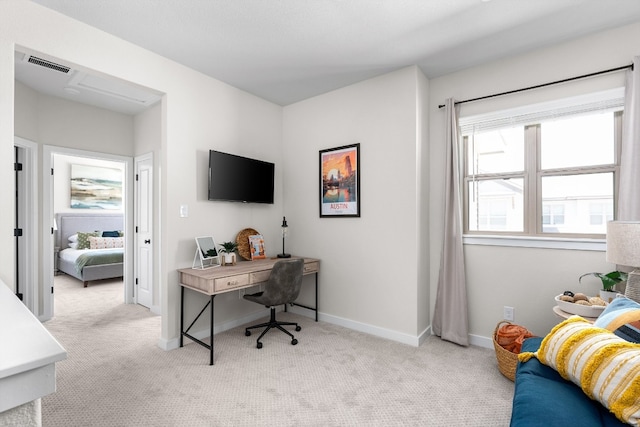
319,143,360,218
248,234,266,260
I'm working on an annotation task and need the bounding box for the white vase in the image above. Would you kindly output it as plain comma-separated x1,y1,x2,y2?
599,289,619,303
224,253,235,264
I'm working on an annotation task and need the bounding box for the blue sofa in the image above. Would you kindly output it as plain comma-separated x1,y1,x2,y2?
510,337,625,427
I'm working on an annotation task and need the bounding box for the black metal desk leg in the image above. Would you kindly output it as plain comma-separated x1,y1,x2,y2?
315,272,318,322
210,294,215,366
180,286,184,347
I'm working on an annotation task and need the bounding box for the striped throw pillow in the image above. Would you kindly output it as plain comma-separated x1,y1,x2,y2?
519,316,640,425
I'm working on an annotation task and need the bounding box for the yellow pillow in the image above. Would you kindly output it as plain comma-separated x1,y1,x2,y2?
519,316,640,425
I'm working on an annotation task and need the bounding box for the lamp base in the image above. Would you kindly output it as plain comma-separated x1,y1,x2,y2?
277,253,291,258
625,269,640,304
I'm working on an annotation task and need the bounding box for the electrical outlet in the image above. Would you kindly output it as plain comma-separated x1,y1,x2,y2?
504,306,515,321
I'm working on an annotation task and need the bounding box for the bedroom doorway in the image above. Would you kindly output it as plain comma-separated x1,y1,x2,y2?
43,146,134,320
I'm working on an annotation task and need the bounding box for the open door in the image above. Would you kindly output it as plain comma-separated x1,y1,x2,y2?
135,153,153,308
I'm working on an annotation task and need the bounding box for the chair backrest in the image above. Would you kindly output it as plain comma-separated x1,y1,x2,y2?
261,258,304,306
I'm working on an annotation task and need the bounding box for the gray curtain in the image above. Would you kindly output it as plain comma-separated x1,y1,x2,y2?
618,56,640,221
432,98,469,346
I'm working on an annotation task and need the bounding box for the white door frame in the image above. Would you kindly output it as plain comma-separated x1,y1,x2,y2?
14,137,38,316
41,145,134,320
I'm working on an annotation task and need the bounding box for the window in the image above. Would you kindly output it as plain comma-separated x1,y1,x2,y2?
461,91,623,239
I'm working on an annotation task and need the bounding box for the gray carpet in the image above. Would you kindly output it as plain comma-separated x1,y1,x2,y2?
42,274,514,426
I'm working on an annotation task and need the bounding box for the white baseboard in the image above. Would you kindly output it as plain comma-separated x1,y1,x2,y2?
157,305,491,351
313,310,429,347
469,333,493,349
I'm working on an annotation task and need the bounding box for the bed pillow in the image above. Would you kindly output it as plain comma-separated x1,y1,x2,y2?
68,234,78,243
68,242,78,249
89,236,124,250
102,230,121,238
76,232,100,250
518,316,640,425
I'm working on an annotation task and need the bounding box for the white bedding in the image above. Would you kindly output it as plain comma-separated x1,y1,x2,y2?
59,247,123,262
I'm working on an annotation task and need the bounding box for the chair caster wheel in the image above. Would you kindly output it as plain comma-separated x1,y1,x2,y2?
291,339,298,345
245,330,251,336
295,326,301,332
257,342,263,349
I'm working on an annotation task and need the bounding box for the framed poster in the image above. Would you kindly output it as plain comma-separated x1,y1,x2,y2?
319,143,360,218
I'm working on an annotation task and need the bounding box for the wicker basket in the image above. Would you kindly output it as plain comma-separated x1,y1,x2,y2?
493,321,518,382
236,228,260,260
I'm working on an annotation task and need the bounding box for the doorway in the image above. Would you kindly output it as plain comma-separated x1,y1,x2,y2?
14,47,161,321
42,146,135,320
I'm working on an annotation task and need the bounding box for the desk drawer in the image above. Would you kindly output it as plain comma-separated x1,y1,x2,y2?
304,261,319,274
250,270,271,284
214,274,249,292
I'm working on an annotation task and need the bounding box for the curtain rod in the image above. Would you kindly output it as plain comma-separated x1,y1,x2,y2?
438,64,633,109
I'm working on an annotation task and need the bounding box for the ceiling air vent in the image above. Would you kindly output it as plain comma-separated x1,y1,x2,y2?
27,56,71,74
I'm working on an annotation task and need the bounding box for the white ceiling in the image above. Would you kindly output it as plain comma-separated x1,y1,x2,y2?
16,0,640,114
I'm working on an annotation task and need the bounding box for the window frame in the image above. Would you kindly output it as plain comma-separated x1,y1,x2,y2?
462,110,622,239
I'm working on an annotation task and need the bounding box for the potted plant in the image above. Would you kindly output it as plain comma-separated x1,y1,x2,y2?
579,271,628,303
218,241,238,265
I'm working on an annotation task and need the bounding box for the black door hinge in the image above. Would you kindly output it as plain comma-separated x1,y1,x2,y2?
14,228,23,237
14,162,22,172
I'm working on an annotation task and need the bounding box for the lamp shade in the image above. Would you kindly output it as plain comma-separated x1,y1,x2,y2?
606,221,640,267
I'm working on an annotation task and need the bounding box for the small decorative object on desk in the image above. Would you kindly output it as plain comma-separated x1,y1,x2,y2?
248,234,266,260
277,216,291,258
236,228,260,260
218,241,238,266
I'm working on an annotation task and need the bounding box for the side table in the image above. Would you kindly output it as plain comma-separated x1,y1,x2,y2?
552,305,597,323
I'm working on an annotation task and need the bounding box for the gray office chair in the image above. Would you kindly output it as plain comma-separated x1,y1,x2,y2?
243,258,304,348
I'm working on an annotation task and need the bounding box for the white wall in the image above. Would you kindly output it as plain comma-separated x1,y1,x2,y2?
429,21,640,339
283,66,429,341
1,1,284,351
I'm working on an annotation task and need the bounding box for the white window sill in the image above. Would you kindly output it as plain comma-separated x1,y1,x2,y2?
463,235,605,251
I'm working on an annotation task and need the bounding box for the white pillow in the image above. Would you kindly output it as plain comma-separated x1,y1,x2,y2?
68,234,78,243
68,242,78,249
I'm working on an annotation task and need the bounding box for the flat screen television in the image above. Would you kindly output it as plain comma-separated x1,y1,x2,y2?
208,150,275,204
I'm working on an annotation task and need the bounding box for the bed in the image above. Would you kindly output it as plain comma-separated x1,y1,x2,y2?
55,212,124,287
